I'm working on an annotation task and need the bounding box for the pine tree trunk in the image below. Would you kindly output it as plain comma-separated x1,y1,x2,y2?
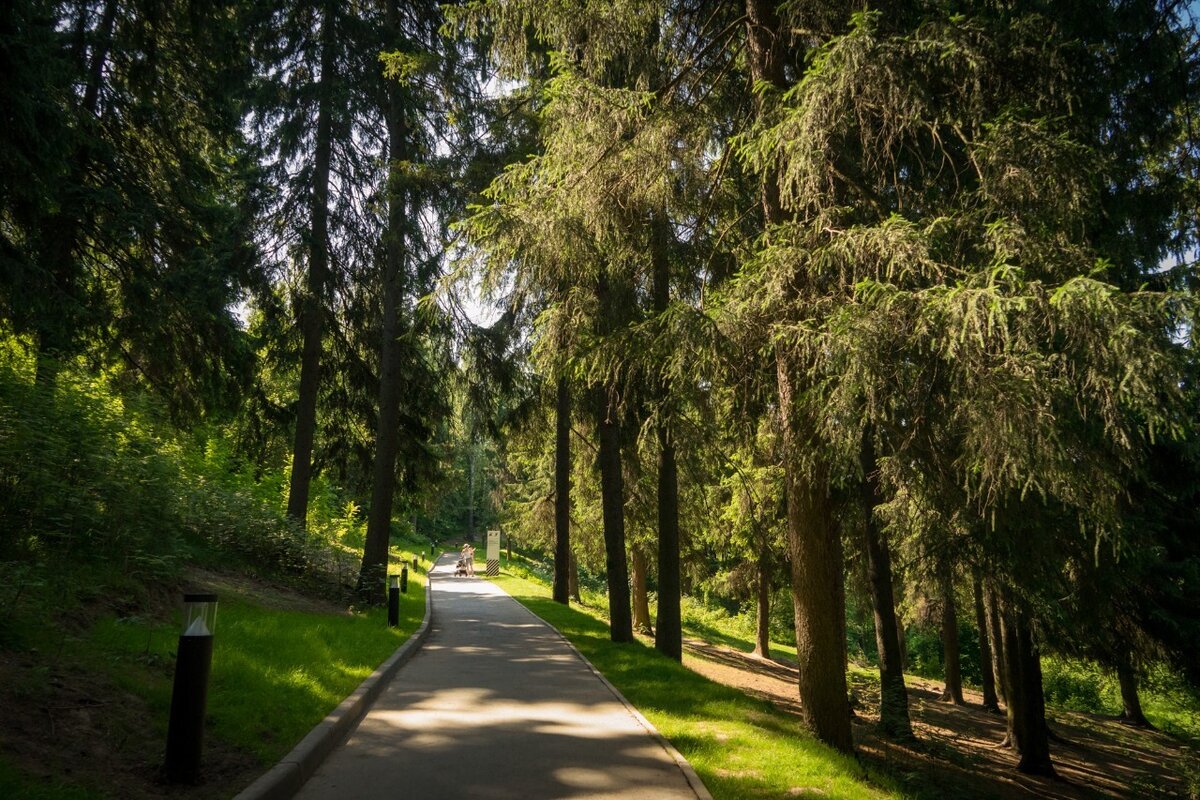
754,544,772,659
1117,656,1152,727
985,582,1008,706
973,572,1000,712
553,377,572,605
632,545,653,635
597,389,633,643
896,611,908,671
569,550,581,603
778,356,853,753
357,0,407,606
746,0,852,754
861,434,913,739
595,262,633,643
286,3,335,526
467,444,476,540
998,588,1055,776
652,216,682,660
938,560,965,705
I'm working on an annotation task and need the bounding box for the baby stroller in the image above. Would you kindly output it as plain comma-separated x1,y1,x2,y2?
454,558,468,576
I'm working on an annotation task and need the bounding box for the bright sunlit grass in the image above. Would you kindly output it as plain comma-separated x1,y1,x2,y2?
85,552,427,764
486,567,902,800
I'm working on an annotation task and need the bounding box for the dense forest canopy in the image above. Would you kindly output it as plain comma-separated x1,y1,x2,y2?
2,0,1199,784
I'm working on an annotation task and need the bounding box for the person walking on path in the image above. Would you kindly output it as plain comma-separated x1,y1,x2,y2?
293,555,708,800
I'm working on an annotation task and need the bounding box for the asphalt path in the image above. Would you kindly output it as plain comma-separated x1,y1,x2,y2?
293,555,706,800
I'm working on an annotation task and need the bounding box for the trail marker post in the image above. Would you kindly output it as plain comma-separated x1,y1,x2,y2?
486,529,500,576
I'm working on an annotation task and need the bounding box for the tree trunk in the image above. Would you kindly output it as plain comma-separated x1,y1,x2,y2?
569,550,581,603
998,588,1055,776
861,434,913,739
553,377,572,605
896,611,908,671
746,0,852,754
1117,655,1152,727
652,215,682,661
777,356,853,753
597,387,633,643
286,3,335,526
985,582,1009,706
973,572,1000,712
467,443,476,541
754,544,771,659
631,545,653,635
357,0,407,606
595,261,633,643
938,559,965,705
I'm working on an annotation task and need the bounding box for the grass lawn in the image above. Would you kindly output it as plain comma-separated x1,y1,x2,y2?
0,544,428,799
486,565,903,800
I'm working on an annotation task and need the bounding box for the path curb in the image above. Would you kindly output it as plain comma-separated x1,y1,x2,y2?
506,592,714,800
232,572,434,800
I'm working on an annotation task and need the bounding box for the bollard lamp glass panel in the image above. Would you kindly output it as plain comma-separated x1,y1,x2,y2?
182,593,217,636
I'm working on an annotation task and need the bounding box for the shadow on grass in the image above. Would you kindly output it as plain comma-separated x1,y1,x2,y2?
498,583,898,800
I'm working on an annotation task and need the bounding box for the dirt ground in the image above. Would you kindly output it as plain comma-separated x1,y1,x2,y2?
683,637,1198,800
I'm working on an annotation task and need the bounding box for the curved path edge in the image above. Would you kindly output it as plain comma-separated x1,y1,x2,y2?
505,594,714,800
233,575,434,800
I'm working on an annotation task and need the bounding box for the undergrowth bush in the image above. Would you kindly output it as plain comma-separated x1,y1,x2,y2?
0,334,367,602
1041,657,1112,712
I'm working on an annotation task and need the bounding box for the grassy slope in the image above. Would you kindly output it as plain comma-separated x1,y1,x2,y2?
0,545,429,799
487,566,902,800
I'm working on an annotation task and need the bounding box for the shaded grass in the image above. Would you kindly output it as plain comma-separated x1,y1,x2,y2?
487,567,902,800
0,761,102,800
0,551,427,798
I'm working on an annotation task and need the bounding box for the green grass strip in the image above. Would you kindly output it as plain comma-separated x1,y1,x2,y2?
487,569,901,800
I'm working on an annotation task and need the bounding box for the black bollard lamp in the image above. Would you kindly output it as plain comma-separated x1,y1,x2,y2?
165,592,217,783
387,575,400,627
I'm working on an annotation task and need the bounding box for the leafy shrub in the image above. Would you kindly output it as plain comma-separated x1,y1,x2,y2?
1041,657,1113,713
0,334,369,600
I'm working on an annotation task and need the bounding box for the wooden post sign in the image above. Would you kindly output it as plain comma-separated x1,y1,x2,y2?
486,529,500,576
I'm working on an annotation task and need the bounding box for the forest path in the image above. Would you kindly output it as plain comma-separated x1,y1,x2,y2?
294,555,706,800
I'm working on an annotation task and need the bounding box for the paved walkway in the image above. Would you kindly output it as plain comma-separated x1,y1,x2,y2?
294,556,705,800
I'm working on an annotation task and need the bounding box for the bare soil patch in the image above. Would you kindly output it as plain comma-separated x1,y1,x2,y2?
682,637,1197,800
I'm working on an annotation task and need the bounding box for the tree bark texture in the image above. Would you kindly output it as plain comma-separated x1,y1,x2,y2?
597,389,633,643
595,263,633,643
973,572,1001,711
938,559,965,705
357,0,408,605
286,3,336,526
985,582,1009,705
553,377,572,605
632,545,653,635
569,550,582,603
754,544,772,659
777,356,854,753
861,434,913,739
998,588,1055,776
652,215,682,660
1117,656,1151,727
746,0,852,754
